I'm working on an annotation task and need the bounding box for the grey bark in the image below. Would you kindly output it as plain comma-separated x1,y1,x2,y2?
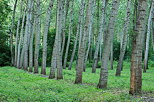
63,0,74,69
15,0,23,67
92,0,107,73
10,0,18,66
41,0,55,75
34,0,41,73
83,0,95,71
97,0,120,88
17,10,26,69
23,0,33,71
116,0,131,76
68,0,85,70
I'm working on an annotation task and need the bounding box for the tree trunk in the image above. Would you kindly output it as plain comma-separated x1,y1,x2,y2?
68,0,85,70
61,0,70,58
17,10,26,69
15,0,23,67
63,0,74,69
23,0,33,71
10,0,18,66
41,0,55,75
116,0,131,76
75,0,86,84
143,1,154,73
83,0,95,71
56,0,63,80
92,0,107,73
34,0,41,74
129,0,147,95
97,0,120,88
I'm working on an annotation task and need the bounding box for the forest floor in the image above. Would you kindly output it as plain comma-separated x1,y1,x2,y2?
0,62,154,102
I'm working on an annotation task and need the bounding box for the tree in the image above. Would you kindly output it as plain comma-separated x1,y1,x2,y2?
34,0,41,73
129,0,148,95
116,0,131,76
10,0,18,66
97,0,120,88
92,0,108,73
143,1,154,72
41,0,55,75
63,0,74,69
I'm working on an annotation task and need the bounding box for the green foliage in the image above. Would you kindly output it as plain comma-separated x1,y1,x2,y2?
0,0,11,66
0,62,154,101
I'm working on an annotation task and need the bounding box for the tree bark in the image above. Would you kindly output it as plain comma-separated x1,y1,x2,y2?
41,0,55,75
17,10,26,69
129,0,148,95
15,0,23,67
92,0,107,73
34,0,41,74
63,0,74,69
97,0,120,88
10,0,18,66
23,0,33,71
116,0,131,76
56,0,63,80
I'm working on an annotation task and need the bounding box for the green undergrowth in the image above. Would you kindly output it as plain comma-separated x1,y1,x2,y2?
0,62,154,102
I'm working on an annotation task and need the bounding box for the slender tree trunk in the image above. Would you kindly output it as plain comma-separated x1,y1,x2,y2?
75,0,94,82
63,0,74,69
129,0,147,95
143,1,154,73
10,0,18,66
97,0,120,88
41,0,55,75
17,10,26,69
15,0,23,67
23,0,33,71
92,0,107,73
116,0,131,76
56,0,63,80
83,0,95,71
68,0,85,70
61,0,70,58
34,0,41,74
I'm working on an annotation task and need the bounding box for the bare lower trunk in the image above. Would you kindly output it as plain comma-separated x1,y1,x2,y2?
92,0,107,73
83,0,95,71
17,10,26,69
97,0,120,88
75,0,86,84
63,0,74,69
41,0,55,75
116,0,131,76
129,0,147,95
34,0,41,74
10,0,18,66
56,0,63,80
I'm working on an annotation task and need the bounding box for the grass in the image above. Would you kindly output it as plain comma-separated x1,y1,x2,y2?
0,61,154,102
